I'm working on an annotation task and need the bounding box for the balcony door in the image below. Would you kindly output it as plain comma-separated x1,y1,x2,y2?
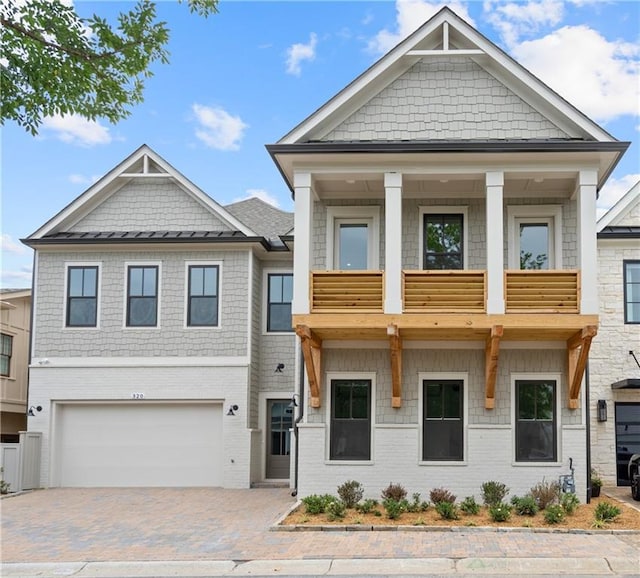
334,220,370,270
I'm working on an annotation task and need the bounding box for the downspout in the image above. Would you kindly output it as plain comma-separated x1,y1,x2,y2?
291,345,305,497
585,362,592,504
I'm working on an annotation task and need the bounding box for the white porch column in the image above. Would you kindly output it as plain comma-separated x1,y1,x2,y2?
293,172,313,315
384,172,403,314
577,170,599,314
486,171,505,314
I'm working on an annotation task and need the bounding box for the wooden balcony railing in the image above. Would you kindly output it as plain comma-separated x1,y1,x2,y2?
403,270,486,313
505,270,579,313
310,271,384,312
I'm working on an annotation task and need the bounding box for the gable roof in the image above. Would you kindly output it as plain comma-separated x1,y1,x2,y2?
26,145,257,241
597,180,640,233
276,7,616,145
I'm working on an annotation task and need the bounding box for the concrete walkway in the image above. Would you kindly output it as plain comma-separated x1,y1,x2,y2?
1,488,639,576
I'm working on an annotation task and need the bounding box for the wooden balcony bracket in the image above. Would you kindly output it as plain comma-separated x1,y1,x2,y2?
388,324,402,408
566,325,597,409
485,325,503,409
296,324,322,408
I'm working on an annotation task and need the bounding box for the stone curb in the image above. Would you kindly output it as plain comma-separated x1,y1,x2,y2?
272,523,640,534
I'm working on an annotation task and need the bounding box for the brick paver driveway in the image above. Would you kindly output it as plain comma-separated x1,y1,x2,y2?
2,488,640,564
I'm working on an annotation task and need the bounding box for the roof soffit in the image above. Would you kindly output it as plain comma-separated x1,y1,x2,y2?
277,7,615,146
27,145,257,240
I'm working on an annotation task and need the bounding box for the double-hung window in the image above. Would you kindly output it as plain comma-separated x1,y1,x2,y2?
515,379,557,462
126,265,158,327
66,265,98,327
330,378,371,460
267,273,293,332
423,379,464,461
187,264,219,327
0,333,12,377
624,260,640,323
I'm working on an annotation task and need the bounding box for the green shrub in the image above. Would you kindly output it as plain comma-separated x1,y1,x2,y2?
594,501,621,523
460,496,480,515
301,494,335,515
382,498,406,520
543,504,565,524
0,467,9,495
489,502,512,522
429,487,456,505
407,492,429,513
337,480,364,508
560,492,580,515
511,495,539,516
481,481,509,507
530,480,560,510
355,498,378,514
325,500,346,521
381,482,407,502
435,501,459,520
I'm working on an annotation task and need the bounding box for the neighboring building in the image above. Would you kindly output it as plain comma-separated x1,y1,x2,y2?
591,182,640,486
268,7,628,500
23,145,295,488
0,289,31,442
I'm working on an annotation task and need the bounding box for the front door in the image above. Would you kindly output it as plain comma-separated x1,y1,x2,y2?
615,402,640,486
266,399,292,479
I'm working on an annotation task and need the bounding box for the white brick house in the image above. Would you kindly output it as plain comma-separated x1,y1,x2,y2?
590,182,640,487
23,145,295,488
268,7,629,500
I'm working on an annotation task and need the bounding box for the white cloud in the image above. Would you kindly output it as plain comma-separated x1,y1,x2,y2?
0,266,32,289
597,173,640,219
69,173,100,185
369,0,475,54
192,104,248,151
511,26,640,122
1,234,26,255
233,189,280,208
286,33,318,76
41,114,112,146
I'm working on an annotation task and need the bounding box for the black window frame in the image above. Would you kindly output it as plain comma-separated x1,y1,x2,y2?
126,265,159,327
515,379,557,462
423,213,464,270
330,379,371,461
66,265,99,327
0,333,13,377
187,264,219,327
267,273,293,332
422,379,464,461
624,260,640,324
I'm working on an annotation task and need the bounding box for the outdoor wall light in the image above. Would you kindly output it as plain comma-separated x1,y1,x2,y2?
288,394,299,408
275,363,285,373
227,404,239,416
597,399,607,422
28,405,43,416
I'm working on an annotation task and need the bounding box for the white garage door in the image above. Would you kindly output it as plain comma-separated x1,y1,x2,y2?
56,403,223,487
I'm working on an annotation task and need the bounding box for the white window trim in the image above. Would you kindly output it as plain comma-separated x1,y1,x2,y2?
326,206,380,270
183,260,223,330
262,268,294,335
123,261,162,330
63,262,102,330
418,372,468,466
511,372,562,466
419,206,469,269
507,205,563,270
325,371,376,464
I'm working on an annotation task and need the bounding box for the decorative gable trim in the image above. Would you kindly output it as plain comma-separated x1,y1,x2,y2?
27,145,257,240
277,7,615,145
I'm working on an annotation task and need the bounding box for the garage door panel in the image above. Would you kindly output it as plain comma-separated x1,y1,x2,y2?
57,403,223,487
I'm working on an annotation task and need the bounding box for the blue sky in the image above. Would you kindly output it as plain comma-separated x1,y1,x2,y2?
2,0,639,287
